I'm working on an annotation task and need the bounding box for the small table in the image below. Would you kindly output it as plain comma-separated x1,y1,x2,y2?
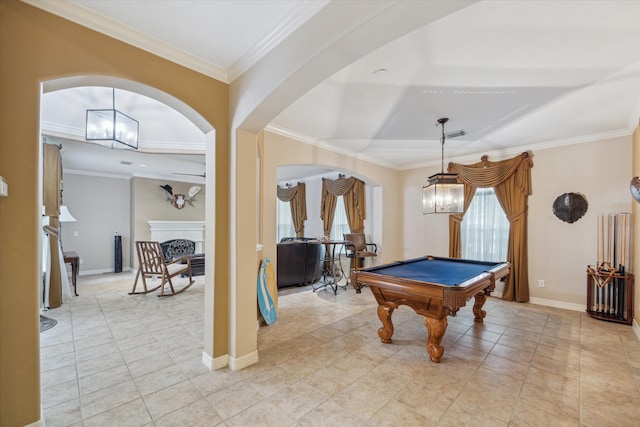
313,240,348,294
351,256,510,362
63,251,79,296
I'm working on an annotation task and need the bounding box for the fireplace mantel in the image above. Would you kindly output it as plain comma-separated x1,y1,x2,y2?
147,220,205,253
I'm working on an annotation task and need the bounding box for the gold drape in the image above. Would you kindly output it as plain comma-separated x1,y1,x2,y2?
448,152,534,302
320,176,366,236
43,143,63,307
448,184,477,258
320,187,337,237
277,182,307,237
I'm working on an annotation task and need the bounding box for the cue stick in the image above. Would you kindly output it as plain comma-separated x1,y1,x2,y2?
616,213,622,316
600,214,604,265
596,214,600,266
609,213,614,266
595,277,600,312
618,213,626,318
609,214,616,314
596,214,601,311
601,213,605,265
607,214,614,313
616,214,622,317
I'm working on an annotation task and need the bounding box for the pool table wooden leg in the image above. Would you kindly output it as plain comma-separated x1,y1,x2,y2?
472,292,488,322
424,316,447,363
377,305,394,343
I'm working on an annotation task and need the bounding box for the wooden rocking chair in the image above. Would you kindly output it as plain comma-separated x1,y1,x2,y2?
129,240,194,297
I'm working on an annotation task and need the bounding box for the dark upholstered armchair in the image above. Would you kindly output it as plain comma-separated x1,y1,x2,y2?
159,239,204,276
276,240,324,289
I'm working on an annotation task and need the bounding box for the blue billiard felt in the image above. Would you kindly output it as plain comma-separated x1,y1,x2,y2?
368,258,497,287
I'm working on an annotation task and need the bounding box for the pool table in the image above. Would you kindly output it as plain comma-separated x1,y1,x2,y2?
351,256,510,362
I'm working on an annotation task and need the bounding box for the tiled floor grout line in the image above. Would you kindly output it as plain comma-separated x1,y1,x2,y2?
40,274,640,426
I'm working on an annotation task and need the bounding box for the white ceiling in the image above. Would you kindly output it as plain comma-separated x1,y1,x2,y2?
31,0,640,183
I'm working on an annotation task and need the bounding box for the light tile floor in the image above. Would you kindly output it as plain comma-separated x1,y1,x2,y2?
40,272,640,426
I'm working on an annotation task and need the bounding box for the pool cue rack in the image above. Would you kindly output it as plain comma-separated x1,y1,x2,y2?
586,213,633,325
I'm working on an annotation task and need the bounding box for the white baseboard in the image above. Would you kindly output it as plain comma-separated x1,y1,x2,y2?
24,407,45,427
528,296,585,312
77,267,132,276
201,350,229,370
228,350,259,371
633,318,640,341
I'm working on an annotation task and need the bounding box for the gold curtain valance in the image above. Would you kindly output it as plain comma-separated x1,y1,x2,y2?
320,176,365,218
322,176,359,196
449,151,533,195
320,176,367,235
277,182,301,202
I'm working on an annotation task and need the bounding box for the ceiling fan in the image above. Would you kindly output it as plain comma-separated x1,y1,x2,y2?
172,171,206,178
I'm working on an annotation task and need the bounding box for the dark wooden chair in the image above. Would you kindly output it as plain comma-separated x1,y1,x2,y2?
129,240,194,297
343,233,377,270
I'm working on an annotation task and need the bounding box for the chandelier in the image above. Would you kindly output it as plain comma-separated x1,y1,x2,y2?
422,117,464,214
86,88,138,150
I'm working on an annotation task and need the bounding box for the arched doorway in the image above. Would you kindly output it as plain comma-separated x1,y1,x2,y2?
40,76,218,368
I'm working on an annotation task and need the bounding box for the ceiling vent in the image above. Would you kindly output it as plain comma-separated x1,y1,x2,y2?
120,160,133,165
446,130,466,139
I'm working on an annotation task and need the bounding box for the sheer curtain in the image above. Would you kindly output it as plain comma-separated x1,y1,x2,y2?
330,196,350,241
276,199,295,241
461,187,509,262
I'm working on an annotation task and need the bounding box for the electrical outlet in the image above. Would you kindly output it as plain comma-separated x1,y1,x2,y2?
73,231,79,237
538,279,545,288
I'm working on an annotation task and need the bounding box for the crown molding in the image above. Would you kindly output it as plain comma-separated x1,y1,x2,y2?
227,1,329,82
41,121,205,153
400,127,634,171
63,168,131,180
267,123,635,173
64,168,204,184
264,125,398,171
23,0,228,83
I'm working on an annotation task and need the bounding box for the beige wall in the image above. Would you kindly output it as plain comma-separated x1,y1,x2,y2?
528,137,632,305
633,125,640,327
261,131,401,272
401,136,633,307
62,172,132,272
399,164,452,259
131,177,205,266
0,3,229,425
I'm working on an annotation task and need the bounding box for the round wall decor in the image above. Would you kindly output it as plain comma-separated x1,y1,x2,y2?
630,177,640,204
552,192,588,224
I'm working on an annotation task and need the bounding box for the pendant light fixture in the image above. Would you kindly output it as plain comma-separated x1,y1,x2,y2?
422,117,464,214
86,88,139,150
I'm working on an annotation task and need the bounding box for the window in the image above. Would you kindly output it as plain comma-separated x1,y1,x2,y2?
461,187,509,262
276,199,295,241
330,196,350,241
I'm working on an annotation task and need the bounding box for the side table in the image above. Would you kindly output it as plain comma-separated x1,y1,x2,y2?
63,251,79,296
